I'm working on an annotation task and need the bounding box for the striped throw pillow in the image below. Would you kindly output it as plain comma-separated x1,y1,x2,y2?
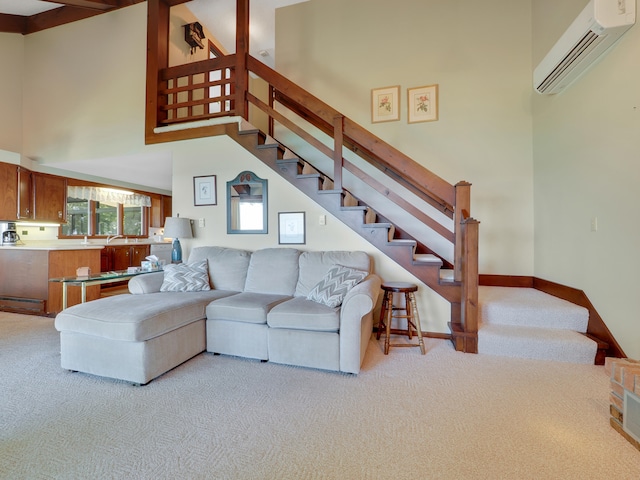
307,265,368,308
160,260,211,292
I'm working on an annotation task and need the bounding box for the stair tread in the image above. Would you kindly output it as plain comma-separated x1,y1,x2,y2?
479,286,588,332
413,254,442,265
342,206,367,211
364,222,391,228
478,323,597,364
388,239,416,246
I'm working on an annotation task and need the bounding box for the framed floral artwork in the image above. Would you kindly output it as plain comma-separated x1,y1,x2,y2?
371,85,400,123
278,212,305,244
193,175,217,206
408,84,439,123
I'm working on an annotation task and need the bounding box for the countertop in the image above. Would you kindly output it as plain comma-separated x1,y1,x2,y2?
0,240,171,251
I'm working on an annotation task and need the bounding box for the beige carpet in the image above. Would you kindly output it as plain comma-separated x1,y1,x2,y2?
1,312,639,479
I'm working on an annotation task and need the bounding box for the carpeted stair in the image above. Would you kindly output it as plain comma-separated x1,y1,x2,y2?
478,286,598,364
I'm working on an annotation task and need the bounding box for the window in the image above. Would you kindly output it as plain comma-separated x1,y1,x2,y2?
62,197,89,236
60,186,150,238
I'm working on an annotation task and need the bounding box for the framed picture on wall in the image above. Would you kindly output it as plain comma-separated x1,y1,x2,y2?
278,212,305,244
193,175,217,206
371,85,400,123
408,84,439,123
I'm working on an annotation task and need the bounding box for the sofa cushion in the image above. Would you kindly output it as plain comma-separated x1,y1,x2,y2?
187,246,252,291
267,296,340,332
244,248,301,295
160,260,211,292
54,290,237,342
306,265,368,308
295,251,371,297
206,292,292,324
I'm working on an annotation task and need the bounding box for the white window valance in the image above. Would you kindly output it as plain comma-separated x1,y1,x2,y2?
68,186,152,207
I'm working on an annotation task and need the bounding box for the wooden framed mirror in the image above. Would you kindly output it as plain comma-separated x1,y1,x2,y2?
227,171,268,234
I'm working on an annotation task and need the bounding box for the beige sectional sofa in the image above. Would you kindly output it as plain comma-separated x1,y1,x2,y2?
54,246,382,385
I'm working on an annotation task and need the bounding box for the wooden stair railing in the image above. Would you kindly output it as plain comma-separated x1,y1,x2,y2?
144,0,479,352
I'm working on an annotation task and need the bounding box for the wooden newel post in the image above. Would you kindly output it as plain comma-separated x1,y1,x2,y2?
333,115,344,191
461,217,479,353
235,0,250,120
454,181,471,282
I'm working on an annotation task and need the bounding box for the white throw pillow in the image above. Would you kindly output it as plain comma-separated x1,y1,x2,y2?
160,260,211,292
307,265,368,308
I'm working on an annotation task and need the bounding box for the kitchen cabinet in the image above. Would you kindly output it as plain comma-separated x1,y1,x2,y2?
0,247,102,315
32,172,67,222
0,162,18,220
0,162,67,223
150,194,172,228
17,167,31,220
101,244,151,271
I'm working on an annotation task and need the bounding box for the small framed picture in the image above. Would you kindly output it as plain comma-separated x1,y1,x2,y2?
408,84,439,123
371,85,400,123
278,212,305,245
193,175,217,206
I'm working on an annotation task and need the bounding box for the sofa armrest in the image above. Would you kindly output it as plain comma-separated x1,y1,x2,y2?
128,271,165,294
339,273,382,374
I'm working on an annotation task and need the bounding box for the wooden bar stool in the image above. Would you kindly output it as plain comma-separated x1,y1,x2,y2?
377,282,426,355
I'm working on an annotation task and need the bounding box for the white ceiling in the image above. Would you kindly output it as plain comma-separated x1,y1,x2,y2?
1,0,307,192
0,1,62,16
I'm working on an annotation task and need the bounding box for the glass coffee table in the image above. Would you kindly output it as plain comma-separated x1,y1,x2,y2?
49,270,158,309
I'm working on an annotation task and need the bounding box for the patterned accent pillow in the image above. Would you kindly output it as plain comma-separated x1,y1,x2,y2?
307,265,368,308
160,260,211,292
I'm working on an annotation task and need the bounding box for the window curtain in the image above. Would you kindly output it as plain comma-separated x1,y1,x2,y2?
68,186,151,207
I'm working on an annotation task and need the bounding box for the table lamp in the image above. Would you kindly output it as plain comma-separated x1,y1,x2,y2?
163,216,192,263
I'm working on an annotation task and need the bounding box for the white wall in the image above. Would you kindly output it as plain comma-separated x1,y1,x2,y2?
532,0,640,358
21,5,148,167
276,0,535,276
0,33,24,154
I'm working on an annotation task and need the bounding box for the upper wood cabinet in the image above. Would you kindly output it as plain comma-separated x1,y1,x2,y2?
32,172,67,223
0,162,18,220
17,167,32,220
150,194,172,228
0,163,67,223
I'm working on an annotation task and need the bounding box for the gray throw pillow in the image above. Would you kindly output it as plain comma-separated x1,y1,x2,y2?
307,265,368,308
160,260,211,292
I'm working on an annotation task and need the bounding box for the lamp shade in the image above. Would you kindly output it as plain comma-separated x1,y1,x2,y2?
163,217,192,239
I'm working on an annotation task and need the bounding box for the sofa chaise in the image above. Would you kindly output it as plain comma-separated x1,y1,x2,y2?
54,246,382,384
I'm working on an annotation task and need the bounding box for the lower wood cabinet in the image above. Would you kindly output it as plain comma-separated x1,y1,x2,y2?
101,245,151,271
0,248,102,315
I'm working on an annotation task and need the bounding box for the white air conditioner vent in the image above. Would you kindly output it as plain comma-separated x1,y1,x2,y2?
534,0,636,94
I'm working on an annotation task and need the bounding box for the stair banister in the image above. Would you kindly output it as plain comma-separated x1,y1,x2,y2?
454,181,472,283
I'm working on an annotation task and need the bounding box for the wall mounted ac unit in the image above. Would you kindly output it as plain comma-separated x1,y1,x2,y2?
534,0,636,94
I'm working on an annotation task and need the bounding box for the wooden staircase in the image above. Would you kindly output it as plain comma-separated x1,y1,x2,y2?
228,125,462,307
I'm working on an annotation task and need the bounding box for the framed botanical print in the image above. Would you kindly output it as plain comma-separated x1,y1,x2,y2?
408,84,439,123
193,175,217,206
371,85,400,123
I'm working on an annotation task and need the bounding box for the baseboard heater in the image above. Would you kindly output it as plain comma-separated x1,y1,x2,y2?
624,390,640,444
0,296,46,315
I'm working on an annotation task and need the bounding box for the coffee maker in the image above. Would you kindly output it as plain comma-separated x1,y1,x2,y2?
1,222,19,246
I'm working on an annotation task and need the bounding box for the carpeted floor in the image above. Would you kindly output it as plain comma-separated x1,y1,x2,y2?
1,312,639,479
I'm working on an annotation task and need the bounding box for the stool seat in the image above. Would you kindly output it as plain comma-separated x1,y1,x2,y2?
377,282,425,355
381,282,418,293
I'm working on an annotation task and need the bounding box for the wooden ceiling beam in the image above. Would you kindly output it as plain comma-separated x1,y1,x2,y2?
0,0,146,35
41,1,119,11
0,14,27,34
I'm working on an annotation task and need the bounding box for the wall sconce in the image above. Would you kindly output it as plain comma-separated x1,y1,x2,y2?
184,22,205,54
